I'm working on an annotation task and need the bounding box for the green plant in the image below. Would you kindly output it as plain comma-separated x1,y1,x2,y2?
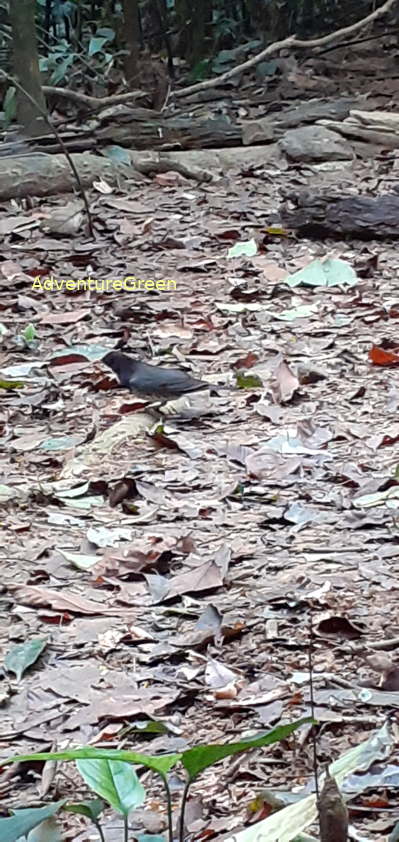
0,719,311,842
14,323,39,352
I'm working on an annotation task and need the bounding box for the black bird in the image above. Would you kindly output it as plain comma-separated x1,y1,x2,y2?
102,351,210,401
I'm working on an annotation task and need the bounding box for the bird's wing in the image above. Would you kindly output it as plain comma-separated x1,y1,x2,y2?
131,364,206,394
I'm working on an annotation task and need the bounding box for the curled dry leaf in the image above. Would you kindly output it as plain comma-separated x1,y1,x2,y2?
318,769,348,842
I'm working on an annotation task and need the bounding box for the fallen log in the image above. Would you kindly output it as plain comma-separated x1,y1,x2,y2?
0,152,145,201
0,145,281,201
4,109,242,154
95,111,242,150
281,189,399,238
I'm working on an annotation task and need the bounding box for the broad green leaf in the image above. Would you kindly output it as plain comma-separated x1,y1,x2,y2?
23,324,37,342
3,748,181,778
285,258,357,289
76,759,145,815
51,55,74,85
0,379,24,390
27,817,61,841
64,799,104,820
228,238,258,258
182,719,312,780
0,801,65,842
89,36,108,55
96,27,115,41
4,639,47,682
235,372,263,389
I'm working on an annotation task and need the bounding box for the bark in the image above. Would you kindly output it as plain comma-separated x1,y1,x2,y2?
9,0,48,136
121,0,141,86
94,110,242,150
281,189,399,238
0,152,145,201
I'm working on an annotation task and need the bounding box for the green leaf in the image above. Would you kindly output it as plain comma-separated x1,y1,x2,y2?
4,639,47,682
50,55,74,85
235,372,263,389
76,759,145,815
181,719,312,781
0,801,65,842
96,27,115,41
26,817,61,841
88,36,108,55
2,748,181,778
0,379,24,390
228,238,258,258
64,799,104,820
22,324,37,342
285,258,358,289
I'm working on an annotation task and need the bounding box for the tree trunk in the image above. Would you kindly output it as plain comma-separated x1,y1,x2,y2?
9,0,48,137
121,0,141,86
176,0,211,65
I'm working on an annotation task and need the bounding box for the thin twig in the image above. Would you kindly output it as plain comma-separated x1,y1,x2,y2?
308,608,319,802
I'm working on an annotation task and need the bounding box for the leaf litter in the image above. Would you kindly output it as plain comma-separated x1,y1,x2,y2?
1,146,399,842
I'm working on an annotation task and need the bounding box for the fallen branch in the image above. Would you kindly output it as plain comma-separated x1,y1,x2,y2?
42,86,149,110
175,0,396,98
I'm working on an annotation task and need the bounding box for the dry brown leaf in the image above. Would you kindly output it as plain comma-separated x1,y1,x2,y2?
318,769,348,842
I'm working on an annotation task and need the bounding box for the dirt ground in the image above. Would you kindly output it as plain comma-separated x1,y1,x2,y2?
1,140,399,841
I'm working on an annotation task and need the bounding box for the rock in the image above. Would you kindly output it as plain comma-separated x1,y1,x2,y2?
242,117,275,145
279,125,353,162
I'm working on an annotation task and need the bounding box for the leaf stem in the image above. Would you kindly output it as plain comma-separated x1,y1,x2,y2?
179,778,191,842
160,775,174,842
93,820,106,842
123,814,129,842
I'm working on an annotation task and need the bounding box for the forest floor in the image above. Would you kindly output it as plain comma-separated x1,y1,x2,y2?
1,137,399,841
